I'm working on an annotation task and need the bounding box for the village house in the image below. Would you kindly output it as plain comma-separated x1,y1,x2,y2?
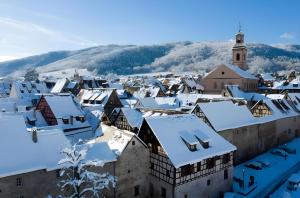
138,114,236,198
10,81,49,104
110,107,143,133
79,88,123,117
36,94,94,141
95,125,150,198
51,78,80,95
214,86,300,162
179,77,204,94
0,114,117,198
0,114,70,198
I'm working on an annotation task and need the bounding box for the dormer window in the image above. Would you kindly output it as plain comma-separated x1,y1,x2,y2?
189,143,197,151
181,135,198,152
76,116,85,122
62,117,69,124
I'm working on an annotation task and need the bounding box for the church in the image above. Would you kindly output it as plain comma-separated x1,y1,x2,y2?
201,28,258,94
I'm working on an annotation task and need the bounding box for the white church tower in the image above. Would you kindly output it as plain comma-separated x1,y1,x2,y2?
232,24,248,70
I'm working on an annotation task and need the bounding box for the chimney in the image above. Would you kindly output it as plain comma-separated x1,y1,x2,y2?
32,127,38,143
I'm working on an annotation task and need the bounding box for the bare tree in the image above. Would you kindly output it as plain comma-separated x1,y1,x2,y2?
58,142,116,198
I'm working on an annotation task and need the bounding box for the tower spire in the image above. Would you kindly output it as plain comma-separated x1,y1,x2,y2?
238,22,242,33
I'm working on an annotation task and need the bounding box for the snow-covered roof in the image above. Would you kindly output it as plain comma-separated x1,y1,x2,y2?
136,97,160,109
226,85,265,101
261,73,275,81
225,64,258,80
85,142,117,163
288,93,300,111
226,85,299,121
154,97,180,109
10,81,49,99
183,78,204,90
108,130,134,155
206,64,257,80
144,114,236,168
198,101,258,131
176,93,225,106
51,78,69,93
121,108,143,128
272,78,300,90
0,114,71,177
44,95,83,118
80,89,114,106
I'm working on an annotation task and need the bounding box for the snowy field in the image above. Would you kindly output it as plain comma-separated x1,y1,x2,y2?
232,138,300,198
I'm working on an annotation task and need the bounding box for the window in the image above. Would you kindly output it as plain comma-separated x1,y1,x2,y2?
181,164,194,176
184,195,188,198
161,187,166,198
62,118,69,124
166,170,170,177
132,141,135,146
134,185,140,196
189,144,197,151
222,153,230,164
207,179,211,186
221,71,225,75
206,158,215,169
17,196,24,198
16,177,23,187
197,162,201,172
236,53,240,61
224,169,228,180
151,163,154,170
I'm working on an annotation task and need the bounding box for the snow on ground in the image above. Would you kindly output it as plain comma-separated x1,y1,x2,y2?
39,68,95,80
232,138,300,198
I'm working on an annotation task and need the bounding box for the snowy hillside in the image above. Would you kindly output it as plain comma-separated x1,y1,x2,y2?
1,41,300,77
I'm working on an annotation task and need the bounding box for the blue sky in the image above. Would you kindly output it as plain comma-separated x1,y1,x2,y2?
0,0,299,61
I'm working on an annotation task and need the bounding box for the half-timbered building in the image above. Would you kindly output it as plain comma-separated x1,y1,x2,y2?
110,107,143,133
138,114,236,198
79,88,123,116
36,94,93,139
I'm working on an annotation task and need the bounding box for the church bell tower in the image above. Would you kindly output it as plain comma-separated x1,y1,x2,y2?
232,24,248,70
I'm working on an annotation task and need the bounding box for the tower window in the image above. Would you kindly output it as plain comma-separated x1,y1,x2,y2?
236,53,240,61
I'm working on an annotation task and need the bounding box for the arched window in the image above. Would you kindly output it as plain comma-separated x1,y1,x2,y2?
236,53,240,61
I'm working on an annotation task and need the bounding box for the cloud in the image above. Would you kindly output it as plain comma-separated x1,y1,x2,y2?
0,17,97,46
0,17,98,62
280,32,295,40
